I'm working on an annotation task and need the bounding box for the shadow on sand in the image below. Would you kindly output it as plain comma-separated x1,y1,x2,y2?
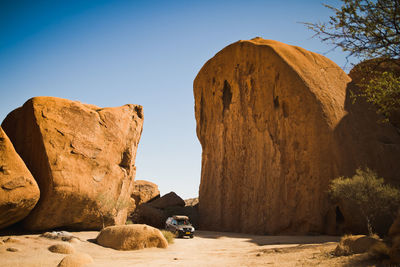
195,230,340,246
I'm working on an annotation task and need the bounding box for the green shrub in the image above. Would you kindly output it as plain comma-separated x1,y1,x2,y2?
329,168,400,234
161,230,175,244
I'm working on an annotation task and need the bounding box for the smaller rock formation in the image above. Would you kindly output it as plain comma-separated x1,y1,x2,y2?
0,127,39,229
148,192,185,209
57,253,94,267
132,192,198,228
96,224,168,250
128,180,160,213
184,197,199,207
48,243,75,254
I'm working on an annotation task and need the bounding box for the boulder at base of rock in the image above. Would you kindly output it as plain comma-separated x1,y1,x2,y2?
334,235,382,256
129,180,160,213
96,224,168,250
194,38,400,234
57,252,94,267
0,127,39,229
148,192,185,209
1,97,144,230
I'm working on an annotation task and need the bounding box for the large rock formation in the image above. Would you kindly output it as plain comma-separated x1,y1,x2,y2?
194,38,400,234
0,127,39,229
1,97,143,230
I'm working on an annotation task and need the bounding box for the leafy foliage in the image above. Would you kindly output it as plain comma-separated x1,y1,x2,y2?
359,69,400,119
304,0,400,61
304,0,400,120
329,168,400,234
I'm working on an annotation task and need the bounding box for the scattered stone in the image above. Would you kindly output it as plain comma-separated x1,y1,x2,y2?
96,224,168,250
57,252,93,267
6,247,19,252
3,237,21,243
48,243,75,254
2,97,144,230
0,127,39,229
41,231,75,241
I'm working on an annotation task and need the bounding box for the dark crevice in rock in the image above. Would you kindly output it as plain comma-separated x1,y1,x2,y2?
282,101,289,118
336,206,344,224
119,150,131,170
135,106,143,119
273,96,279,109
222,80,232,116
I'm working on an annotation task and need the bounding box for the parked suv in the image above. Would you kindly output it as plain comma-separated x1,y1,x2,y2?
165,215,195,238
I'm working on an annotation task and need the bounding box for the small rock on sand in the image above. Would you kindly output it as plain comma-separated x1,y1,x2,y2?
48,243,75,254
3,237,21,243
6,247,19,252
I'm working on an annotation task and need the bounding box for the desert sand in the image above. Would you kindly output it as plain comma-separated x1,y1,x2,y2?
0,230,385,266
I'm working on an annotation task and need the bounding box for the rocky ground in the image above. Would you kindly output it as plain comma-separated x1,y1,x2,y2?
0,230,387,266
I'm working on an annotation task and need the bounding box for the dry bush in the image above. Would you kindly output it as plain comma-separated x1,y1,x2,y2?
329,168,400,234
161,230,175,244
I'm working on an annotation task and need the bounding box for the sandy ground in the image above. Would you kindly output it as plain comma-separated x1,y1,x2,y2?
0,230,385,266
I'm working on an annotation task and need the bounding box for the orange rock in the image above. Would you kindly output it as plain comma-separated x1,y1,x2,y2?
2,97,143,230
129,180,160,212
0,127,39,229
194,38,400,234
96,224,168,250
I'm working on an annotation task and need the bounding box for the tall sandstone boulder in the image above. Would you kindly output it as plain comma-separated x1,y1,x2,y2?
0,127,39,229
1,97,144,230
194,38,400,234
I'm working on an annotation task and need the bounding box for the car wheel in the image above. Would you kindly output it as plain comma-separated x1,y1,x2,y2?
190,234,194,239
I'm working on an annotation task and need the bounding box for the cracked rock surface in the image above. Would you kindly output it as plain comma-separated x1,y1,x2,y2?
2,97,143,230
194,38,400,234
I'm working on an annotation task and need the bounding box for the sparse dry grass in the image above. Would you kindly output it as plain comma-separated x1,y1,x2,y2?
161,230,175,244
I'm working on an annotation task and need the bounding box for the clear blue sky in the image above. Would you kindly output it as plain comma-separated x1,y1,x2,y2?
0,0,354,199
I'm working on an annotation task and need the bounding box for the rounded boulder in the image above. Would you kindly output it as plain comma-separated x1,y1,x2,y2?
96,224,168,250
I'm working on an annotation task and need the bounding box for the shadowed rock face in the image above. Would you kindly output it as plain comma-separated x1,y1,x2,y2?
194,38,400,234
2,97,143,230
0,127,39,229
